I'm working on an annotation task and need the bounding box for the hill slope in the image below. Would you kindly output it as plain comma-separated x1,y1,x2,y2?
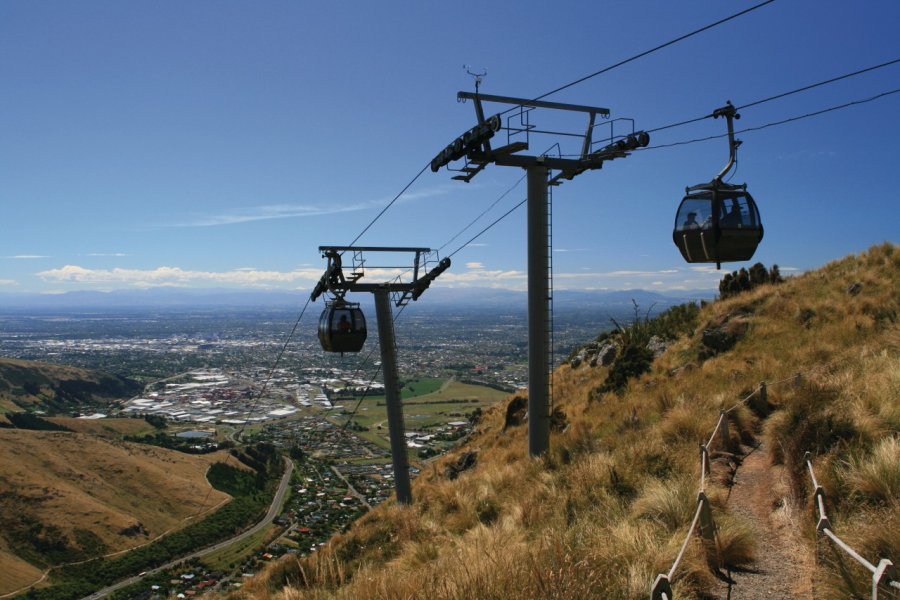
229,244,897,599
0,430,239,595
0,357,142,415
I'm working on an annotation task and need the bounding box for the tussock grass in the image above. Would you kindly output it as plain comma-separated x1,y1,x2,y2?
838,436,900,506
713,513,757,569
632,475,697,531
219,244,899,600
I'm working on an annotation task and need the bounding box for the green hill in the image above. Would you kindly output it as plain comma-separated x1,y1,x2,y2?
221,243,898,600
0,357,141,415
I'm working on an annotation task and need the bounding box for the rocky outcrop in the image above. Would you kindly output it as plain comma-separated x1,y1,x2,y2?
445,450,477,480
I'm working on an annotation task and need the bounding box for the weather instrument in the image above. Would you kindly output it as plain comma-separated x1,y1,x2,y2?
673,101,763,269
432,88,649,458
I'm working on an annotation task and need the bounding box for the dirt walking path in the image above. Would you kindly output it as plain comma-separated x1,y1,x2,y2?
717,442,813,599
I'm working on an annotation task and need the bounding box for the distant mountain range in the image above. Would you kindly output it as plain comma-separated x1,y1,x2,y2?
0,287,715,312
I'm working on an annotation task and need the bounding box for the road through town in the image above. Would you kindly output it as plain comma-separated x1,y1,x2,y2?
84,456,294,600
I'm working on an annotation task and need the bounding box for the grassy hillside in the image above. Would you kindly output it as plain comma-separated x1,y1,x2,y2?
0,430,242,595
44,416,156,438
220,244,898,600
0,357,142,414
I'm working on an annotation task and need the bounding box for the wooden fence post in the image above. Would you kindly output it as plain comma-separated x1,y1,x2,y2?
698,492,720,567
751,381,768,414
719,409,730,452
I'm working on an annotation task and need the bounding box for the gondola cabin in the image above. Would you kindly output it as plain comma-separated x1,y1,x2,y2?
673,182,763,269
318,300,367,354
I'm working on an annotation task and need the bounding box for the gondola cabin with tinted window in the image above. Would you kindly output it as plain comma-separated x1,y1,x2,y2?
318,300,367,354
673,101,763,269
674,182,763,267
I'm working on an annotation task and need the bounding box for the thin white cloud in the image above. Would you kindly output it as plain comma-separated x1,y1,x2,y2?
465,262,484,269
689,265,720,274
0,279,18,286
553,248,590,253
86,252,130,257
7,255,50,259
174,203,370,227
170,186,452,227
36,265,324,288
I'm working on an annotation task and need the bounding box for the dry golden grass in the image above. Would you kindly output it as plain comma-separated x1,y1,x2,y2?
0,536,45,597
0,429,243,593
219,244,899,600
45,416,156,437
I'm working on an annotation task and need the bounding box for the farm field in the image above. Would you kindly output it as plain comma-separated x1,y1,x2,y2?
332,378,510,452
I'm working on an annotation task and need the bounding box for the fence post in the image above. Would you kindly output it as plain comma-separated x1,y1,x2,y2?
697,492,720,566
751,381,768,414
650,573,673,599
700,444,709,490
719,409,730,452
873,558,897,600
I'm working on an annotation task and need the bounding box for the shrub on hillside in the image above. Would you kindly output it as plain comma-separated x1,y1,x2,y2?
719,262,783,298
588,301,699,398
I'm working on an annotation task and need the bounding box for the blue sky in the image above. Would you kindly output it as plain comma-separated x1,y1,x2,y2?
2,0,898,295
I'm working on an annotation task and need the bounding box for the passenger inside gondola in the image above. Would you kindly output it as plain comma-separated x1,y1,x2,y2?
721,198,743,227
683,212,699,229
676,200,711,231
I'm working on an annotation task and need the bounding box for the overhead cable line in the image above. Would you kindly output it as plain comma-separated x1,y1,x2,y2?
237,296,312,437
437,174,526,253
344,161,431,249
497,0,778,117
336,175,530,429
737,57,900,111
333,304,410,432
447,196,528,259
642,87,900,151
645,56,900,135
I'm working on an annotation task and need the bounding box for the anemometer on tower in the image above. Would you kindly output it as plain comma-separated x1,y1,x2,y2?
431,80,652,458
308,74,764,505
430,80,763,460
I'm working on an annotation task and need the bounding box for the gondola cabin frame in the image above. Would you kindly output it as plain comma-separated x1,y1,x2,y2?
317,299,367,355
673,182,763,268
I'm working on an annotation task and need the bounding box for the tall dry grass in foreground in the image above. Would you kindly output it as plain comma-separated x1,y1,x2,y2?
222,243,898,600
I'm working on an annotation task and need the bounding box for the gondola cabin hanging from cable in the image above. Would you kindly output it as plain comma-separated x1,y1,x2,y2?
673,102,763,269
318,299,367,354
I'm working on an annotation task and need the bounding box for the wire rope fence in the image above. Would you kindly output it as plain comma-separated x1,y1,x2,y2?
805,453,899,599
649,369,810,599
650,366,898,599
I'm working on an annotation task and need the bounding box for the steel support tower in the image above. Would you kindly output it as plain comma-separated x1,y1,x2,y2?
311,246,450,504
432,91,649,457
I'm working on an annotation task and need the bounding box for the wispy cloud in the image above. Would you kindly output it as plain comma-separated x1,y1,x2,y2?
86,252,130,257
6,255,50,259
436,262,720,291
37,265,324,288
0,279,18,286
169,187,452,228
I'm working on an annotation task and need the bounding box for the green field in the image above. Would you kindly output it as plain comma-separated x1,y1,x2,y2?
332,378,509,451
